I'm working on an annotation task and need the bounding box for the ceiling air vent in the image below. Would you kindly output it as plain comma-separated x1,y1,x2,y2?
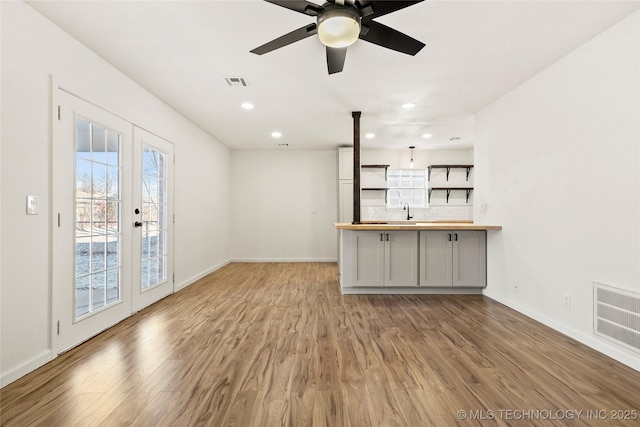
224,76,250,87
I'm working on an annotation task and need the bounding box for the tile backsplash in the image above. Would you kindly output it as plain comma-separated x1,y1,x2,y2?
361,205,473,222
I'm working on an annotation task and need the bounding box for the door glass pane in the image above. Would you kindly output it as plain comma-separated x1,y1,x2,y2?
75,117,121,319
91,271,106,310
106,269,119,304
92,124,107,164
141,146,167,290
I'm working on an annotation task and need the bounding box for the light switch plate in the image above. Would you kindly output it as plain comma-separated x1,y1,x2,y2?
26,196,39,215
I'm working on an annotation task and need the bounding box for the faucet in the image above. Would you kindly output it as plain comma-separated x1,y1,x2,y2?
403,202,413,221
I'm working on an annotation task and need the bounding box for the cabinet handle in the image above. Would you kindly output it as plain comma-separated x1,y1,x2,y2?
454,233,458,241
386,233,390,241
448,233,452,241
380,233,384,241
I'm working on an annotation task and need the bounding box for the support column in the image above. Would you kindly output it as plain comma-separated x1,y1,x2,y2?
352,111,361,224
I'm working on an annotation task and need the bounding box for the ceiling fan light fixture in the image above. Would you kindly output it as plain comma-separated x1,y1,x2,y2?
317,9,361,48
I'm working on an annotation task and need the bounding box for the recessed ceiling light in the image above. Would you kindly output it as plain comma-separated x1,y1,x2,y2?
365,133,375,139
401,102,416,109
241,102,254,110
422,133,432,138
271,131,282,139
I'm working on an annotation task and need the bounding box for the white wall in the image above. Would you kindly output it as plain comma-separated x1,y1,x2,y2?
230,150,337,261
0,2,231,386
475,11,640,370
361,148,474,170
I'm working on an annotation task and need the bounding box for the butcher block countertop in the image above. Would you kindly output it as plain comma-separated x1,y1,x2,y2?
335,221,502,230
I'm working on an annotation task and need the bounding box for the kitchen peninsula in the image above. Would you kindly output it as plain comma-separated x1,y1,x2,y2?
335,222,502,294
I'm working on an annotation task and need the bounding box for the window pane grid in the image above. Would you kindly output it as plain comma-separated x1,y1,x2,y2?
141,147,168,290
75,117,122,318
387,169,427,208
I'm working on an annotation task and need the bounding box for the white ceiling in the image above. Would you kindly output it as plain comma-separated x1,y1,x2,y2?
27,0,640,151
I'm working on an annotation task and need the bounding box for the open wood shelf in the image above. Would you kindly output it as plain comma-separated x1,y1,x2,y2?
362,187,389,203
428,187,474,203
362,164,390,180
427,165,473,181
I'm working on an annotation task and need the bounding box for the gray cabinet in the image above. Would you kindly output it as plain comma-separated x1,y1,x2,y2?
419,231,453,287
338,147,354,180
419,230,486,287
351,230,418,287
339,180,353,223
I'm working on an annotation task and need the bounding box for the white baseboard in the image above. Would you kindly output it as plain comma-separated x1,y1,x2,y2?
1,349,53,388
483,289,640,372
230,258,337,263
1,260,233,388
175,259,231,291
342,287,483,295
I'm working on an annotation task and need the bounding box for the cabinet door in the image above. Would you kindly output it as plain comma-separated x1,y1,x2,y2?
351,231,385,286
419,231,453,287
339,180,353,223
385,231,418,287
452,231,486,287
338,147,354,180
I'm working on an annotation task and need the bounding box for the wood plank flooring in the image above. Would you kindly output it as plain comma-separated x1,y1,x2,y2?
1,262,639,426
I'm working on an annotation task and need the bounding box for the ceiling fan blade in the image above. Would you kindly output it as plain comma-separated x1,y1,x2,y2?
360,1,424,22
327,47,347,74
264,0,323,16
250,23,318,55
359,21,424,55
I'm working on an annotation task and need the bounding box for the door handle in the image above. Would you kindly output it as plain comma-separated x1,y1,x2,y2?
134,221,143,228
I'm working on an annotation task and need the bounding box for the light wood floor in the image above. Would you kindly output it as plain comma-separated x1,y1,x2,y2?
1,263,639,426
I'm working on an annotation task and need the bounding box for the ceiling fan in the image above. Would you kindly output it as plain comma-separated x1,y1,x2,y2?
250,0,425,74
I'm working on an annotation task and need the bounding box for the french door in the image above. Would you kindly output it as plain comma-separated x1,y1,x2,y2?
131,127,174,312
53,90,174,353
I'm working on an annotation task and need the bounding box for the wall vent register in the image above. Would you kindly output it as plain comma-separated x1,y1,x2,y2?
224,77,250,87
594,282,640,353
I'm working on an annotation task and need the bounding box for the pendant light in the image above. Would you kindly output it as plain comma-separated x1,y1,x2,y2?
409,146,415,168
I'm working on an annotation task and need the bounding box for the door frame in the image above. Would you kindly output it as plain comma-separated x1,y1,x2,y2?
50,81,175,354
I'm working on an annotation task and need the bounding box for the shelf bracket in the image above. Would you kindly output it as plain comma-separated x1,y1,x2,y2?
446,189,451,203
466,189,472,203
362,164,390,181
446,167,451,181
428,188,432,203
466,167,471,181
